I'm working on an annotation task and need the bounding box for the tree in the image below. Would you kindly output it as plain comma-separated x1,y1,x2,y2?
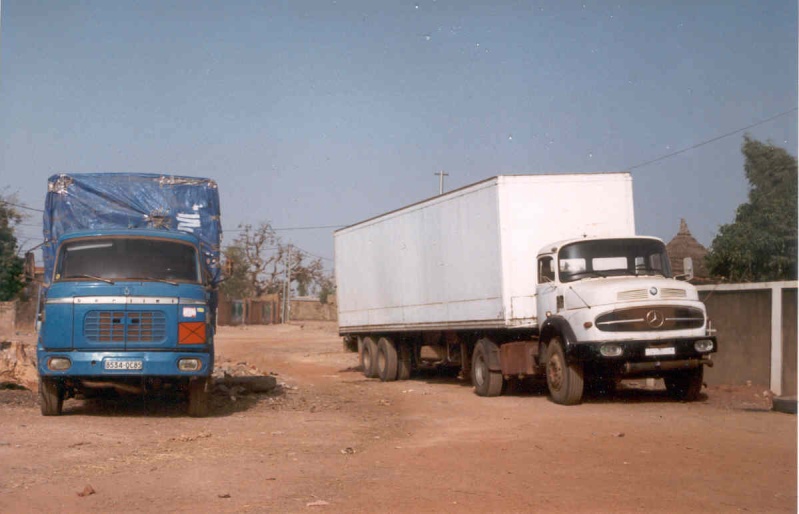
219,245,253,299
224,222,331,299
0,194,26,301
706,136,798,282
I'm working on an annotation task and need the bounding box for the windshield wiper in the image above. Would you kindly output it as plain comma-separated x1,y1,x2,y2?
635,267,666,277
127,277,180,286
566,270,607,279
65,274,115,285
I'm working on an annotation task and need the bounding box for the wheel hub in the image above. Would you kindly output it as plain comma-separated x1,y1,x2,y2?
548,356,564,390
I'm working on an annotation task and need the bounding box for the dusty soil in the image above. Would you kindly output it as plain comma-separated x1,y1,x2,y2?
0,322,795,513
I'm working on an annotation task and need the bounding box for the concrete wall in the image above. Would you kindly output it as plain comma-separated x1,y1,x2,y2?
781,289,797,395
289,299,337,322
698,281,797,396
218,295,280,326
700,290,771,386
0,301,16,340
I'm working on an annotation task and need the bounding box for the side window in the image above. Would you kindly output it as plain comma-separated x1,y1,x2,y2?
538,257,555,283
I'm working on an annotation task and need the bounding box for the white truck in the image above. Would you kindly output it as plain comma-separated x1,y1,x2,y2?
334,173,717,404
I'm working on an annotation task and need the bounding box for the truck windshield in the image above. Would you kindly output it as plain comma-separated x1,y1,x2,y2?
558,239,672,283
55,238,201,284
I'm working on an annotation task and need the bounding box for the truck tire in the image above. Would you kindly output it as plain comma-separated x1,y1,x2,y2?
188,377,211,417
377,337,399,382
545,337,584,405
472,340,503,397
397,341,412,380
664,366,703,402
39,378,64,416
362,336,379,378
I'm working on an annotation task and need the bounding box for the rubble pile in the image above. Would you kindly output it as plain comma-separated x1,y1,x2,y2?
212,360,281,399
0,341,38,391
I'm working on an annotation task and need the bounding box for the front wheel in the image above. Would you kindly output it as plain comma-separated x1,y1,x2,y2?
39,378,64,416
545,338,584,405
664,366,703,401
188,377,211,417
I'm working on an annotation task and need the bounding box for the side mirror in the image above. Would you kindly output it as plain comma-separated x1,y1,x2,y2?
676,257,694,282
24,252,36,281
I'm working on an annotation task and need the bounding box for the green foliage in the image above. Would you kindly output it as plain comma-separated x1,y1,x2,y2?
706,136,798,282
0,195,26,301
317,274,336,304
219,245,253,299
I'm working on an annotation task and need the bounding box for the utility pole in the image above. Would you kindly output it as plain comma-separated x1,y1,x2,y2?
282,245,291,324
434,170,449,195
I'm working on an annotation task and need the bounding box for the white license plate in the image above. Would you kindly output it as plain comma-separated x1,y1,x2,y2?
104,359,143,370
645,347,675,356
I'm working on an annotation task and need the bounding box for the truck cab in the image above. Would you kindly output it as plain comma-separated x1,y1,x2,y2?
535,236,717,404
38,229,214,416
36,172,222,417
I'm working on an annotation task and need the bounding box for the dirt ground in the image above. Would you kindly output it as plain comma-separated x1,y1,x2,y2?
0,322,796,513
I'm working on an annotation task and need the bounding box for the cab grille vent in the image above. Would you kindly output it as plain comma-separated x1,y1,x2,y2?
84,311,167,343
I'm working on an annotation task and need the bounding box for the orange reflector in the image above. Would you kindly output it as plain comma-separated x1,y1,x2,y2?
179,322,206,344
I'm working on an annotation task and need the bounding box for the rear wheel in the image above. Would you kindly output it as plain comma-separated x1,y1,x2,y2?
188,377,210,417
397,341,412,380
361,336,379,378
545,338,584,405
471,339,503,397
39,378,64,416
664,366,703,401
377,337,399,382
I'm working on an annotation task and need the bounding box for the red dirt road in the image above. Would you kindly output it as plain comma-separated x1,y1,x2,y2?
0,322,796,513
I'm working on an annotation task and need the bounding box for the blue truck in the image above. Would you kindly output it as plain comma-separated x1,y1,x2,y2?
36,173,222,417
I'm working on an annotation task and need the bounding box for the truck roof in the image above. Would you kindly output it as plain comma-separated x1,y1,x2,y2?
57,228,201,244
335,172,631,235
536,236,666,257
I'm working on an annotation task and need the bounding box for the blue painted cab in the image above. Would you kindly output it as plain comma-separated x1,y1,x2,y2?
37,174,222,417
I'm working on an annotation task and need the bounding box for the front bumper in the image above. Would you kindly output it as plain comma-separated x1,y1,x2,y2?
565,336,717,369
37,349,212,378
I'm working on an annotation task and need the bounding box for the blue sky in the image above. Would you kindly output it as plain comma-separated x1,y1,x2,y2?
1,1,796,271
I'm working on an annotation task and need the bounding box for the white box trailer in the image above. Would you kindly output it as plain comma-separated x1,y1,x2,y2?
336,173,635,332
335,173,717,404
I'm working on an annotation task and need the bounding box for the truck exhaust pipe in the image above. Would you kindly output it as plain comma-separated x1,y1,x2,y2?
81,380,143,395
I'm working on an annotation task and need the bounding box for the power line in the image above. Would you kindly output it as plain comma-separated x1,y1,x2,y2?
626,107,798,171
224,224,344,234
3,200,44,213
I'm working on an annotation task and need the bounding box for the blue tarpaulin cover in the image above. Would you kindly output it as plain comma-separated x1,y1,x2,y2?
43,173,222,286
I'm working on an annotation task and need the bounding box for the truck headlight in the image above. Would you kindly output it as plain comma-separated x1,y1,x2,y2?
178,358,202,371
694,340,714,352
600,344,623,357
48,357,71,371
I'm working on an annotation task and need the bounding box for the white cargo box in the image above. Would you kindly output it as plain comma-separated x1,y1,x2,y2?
335,173,635,333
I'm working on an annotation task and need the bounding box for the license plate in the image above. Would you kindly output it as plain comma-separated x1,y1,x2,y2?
104,359,143,370
645,347,675,356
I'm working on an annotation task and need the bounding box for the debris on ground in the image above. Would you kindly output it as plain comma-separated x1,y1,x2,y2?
306,500,329,507
213,361,281,396
170,431,212,443
77,485,96,497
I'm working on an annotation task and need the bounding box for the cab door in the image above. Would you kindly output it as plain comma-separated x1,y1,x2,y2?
535,255,559,322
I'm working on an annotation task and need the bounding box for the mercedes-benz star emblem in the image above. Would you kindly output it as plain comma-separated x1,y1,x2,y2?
645,310,665,328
